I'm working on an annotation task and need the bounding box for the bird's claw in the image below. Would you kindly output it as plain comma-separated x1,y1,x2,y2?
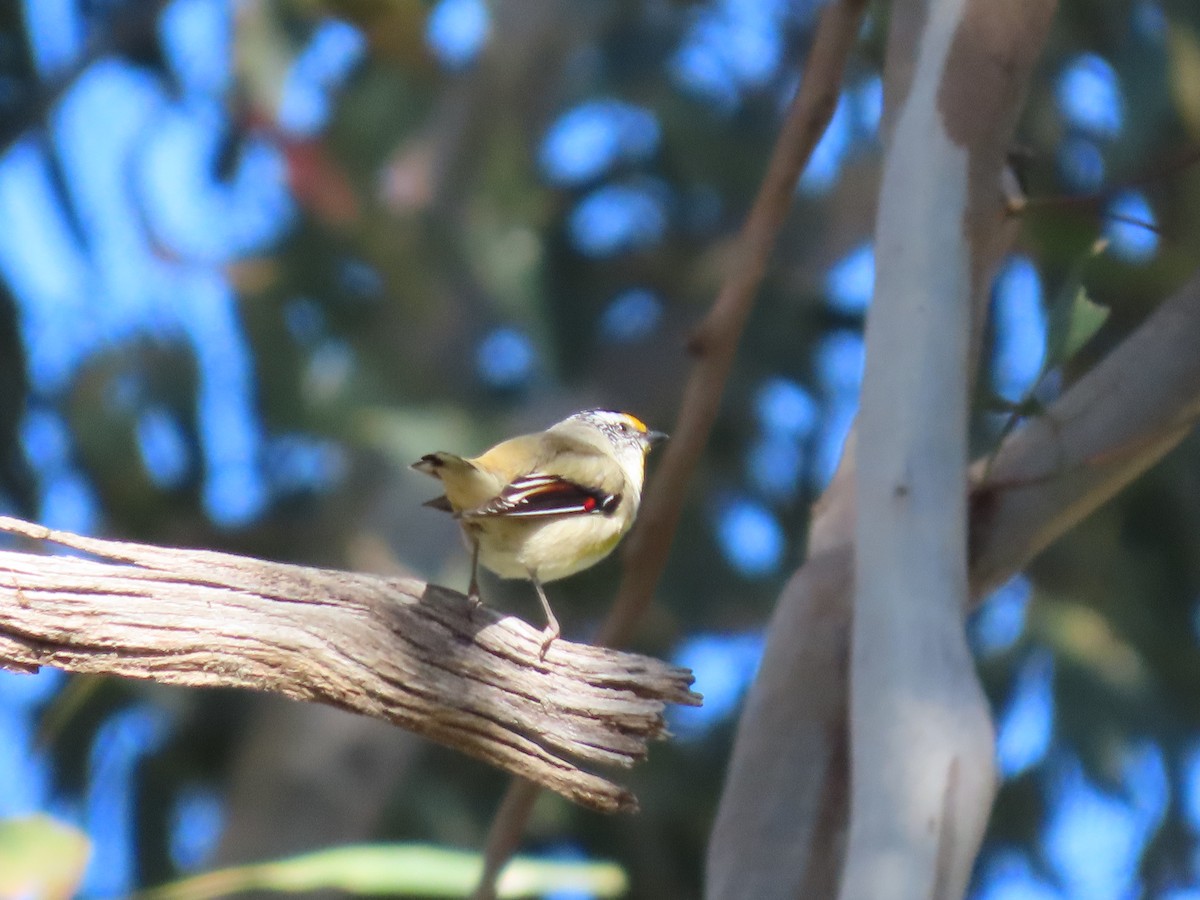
537,624,560,661
466,581,482,622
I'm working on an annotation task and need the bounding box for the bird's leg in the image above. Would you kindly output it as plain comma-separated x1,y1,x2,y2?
528,571,560,660
466,537,482,619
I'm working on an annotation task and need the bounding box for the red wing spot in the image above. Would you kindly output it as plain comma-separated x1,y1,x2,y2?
583,496,597,512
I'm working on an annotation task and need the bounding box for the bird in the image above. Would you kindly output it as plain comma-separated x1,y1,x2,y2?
411,409,667,656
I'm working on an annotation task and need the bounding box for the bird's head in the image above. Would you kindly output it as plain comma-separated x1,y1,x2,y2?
552,409,667,504
566,409,668,457
559,408,667,475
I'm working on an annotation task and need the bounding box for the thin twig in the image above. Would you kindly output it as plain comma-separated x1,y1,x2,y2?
602,0,869,648
471,0,870,895
1018,144,1200,215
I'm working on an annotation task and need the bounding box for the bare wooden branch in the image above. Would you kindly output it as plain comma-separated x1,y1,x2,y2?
0,517,699,815
968,272,1200,595
472,1,870,894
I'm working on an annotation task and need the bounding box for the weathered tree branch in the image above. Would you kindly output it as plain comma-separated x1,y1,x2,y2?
0,516,699,815
471,1,870,894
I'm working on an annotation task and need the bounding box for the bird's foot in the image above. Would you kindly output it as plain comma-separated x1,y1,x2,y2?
537,622,561,661
466,589,483,622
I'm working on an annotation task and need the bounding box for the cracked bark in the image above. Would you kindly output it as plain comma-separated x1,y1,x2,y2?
0,516,700,815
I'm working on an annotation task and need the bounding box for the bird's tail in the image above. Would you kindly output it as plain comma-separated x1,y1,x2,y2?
415,453,465,475
410,451,475,478
411,452,493,514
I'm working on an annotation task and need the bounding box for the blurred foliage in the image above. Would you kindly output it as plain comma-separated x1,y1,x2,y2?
2,0,1200,898
0,814,91,900
133,843,627,899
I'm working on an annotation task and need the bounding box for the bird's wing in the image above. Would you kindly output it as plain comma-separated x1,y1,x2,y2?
460,473,621,520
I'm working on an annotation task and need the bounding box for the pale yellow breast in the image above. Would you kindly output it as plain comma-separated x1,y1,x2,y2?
472,506,633,583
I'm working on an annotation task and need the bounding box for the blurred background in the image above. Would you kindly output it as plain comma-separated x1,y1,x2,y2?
0,0,1199,897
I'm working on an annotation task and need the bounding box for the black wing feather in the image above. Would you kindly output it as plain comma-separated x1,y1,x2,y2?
464,474,619,520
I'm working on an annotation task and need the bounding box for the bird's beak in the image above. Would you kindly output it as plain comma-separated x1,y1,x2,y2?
645,430,669,448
